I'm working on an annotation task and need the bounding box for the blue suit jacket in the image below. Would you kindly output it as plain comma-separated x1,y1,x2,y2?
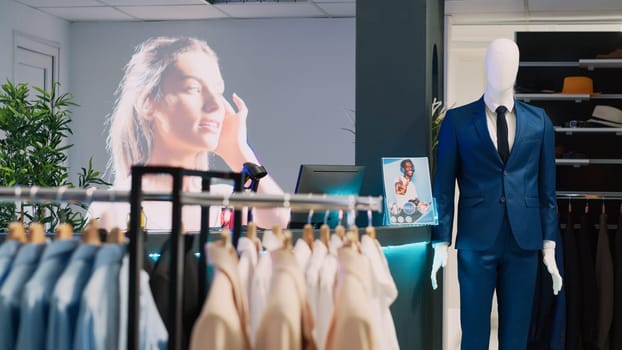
432,97,560,250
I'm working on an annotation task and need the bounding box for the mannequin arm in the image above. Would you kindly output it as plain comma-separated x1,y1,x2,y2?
430,242,449,290
542,240,563,295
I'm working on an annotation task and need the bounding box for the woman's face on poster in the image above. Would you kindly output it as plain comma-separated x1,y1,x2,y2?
149,49,226,154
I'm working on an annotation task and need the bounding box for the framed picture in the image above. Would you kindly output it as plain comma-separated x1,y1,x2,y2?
381,157,437,226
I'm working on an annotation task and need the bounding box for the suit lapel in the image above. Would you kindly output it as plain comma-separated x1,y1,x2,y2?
513,100,527,153
472,97,503,164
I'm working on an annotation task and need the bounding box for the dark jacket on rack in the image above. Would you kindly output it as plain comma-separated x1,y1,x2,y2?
611,212,622,350
563,206,581,350
150,235,200,350
578,208,597,348
594,211,613,350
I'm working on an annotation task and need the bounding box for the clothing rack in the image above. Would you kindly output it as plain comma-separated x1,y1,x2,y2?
127,166,383,350
556,191,622,200
0,167,384,350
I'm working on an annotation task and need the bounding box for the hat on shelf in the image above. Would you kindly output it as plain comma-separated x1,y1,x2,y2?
561,76,595,95
596,48,622,59
587,105,622,127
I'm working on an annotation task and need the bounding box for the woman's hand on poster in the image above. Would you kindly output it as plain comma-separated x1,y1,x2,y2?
216,93,256,170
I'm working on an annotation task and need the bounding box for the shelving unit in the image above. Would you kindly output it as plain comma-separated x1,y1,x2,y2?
515,30,622,222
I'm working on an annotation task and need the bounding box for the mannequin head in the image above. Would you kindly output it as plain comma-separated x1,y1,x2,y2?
484,38,519,94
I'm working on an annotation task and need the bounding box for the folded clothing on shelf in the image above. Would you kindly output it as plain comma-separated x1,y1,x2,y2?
596,48,622,59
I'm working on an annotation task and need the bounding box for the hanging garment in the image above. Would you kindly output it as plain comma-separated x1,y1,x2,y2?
190,242,251,350
594,210,614,350
527,230,567,350
305,239,328,344
360,234,399,350
46,243,100,350
237,235,260,308
315,234,343,350
0,240,21,287
0,242,46,350
577,208,597,348
562,207,581,350
74,243,125,350
118,255,168,350
294,238,312,273
15,238,78,350
611,209,622,350
325,245,377,350
249,229,282,343
255,248,317,350
150,235,199,350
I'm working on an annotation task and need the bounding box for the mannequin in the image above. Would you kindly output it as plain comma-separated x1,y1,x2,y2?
430,38,562,349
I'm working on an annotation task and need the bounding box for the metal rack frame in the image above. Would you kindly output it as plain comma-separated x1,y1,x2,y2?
0,167,384,350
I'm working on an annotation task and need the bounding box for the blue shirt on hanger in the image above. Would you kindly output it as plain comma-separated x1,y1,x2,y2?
46,243,99,350
118,255,168,350
74,243,125,350
0,240,22,287
0,242,46,350
15,238,79,350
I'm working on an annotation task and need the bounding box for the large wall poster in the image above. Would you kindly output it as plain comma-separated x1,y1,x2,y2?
381,157,437,226
69,19,356,197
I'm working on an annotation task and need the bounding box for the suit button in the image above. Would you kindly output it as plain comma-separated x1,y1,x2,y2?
500,196,506,203
503,170,508,176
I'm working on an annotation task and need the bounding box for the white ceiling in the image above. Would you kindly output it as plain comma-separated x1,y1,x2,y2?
13,0,622,22
13,0,356,21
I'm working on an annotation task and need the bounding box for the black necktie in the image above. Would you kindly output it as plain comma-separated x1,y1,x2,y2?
496,105,510,163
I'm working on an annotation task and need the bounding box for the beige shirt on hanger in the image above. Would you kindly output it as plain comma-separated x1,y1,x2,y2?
190,242,251,350
254,249,317,350
360,234,399,350
325,245,377,350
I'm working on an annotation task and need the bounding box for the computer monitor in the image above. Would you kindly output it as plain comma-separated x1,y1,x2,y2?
290,164,365,228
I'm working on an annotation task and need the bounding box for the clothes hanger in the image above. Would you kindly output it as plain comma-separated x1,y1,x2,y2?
107,227,126,244
365,206,377,240
220,227,232,248
54,223,74,240
343,225,361,253
302,209,315,251
81,218,101,246
245,219,262,255
7,221,26,243
281,230,293,251
334,210,346,240
28,222,47,244
319,223,330,250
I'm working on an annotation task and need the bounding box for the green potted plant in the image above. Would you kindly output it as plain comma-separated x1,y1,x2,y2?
431,97,448,175
0,80,109,231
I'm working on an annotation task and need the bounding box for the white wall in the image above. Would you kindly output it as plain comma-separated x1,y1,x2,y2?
0,0,70,91
68,18,355,193
444,17,621,350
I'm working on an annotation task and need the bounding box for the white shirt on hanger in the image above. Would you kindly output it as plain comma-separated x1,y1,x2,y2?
360,234,399,350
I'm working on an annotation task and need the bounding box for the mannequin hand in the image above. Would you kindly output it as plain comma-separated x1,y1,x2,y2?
542,240,563,295
431,242,449,290
216,93,255,170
